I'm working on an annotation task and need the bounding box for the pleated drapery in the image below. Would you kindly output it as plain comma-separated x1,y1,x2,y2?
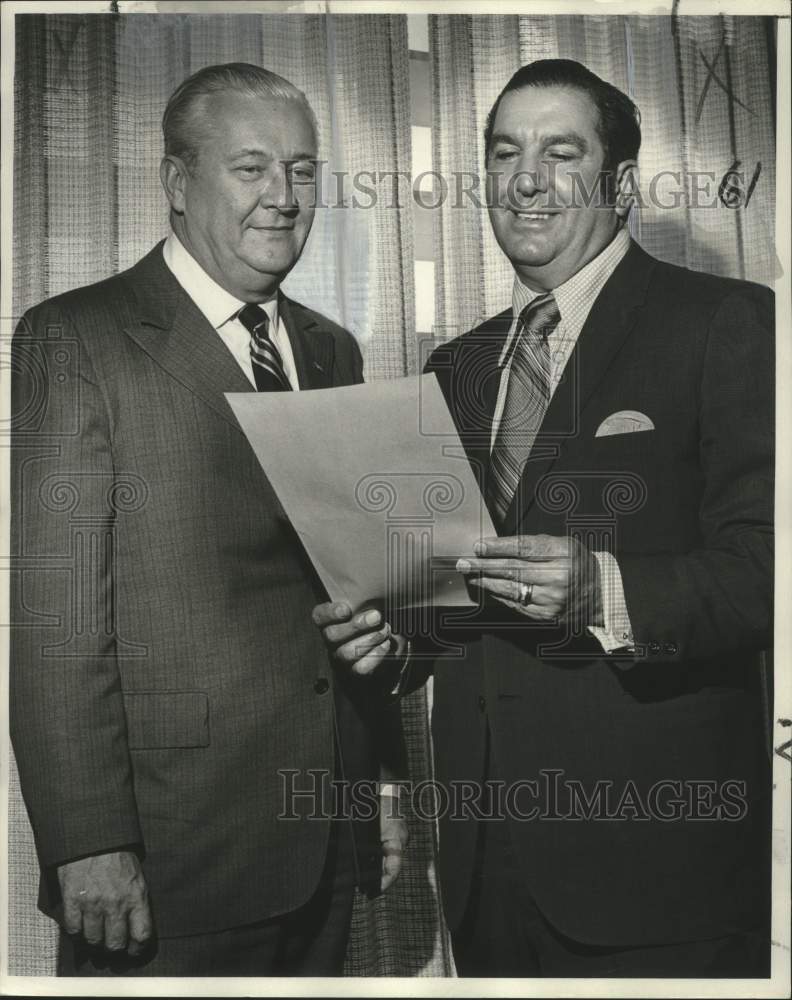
13,13,419,374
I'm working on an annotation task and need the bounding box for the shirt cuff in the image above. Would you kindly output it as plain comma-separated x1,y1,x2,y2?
587,551,635,653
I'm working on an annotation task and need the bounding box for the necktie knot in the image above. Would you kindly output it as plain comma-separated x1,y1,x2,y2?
237,303,291,392
518,292,560,343
238,303,270,337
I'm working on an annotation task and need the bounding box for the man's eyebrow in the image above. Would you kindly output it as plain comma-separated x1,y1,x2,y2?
228,148,271,160
489,132,521,148
488,131,589,152
542,132,588,151
227,149,317,162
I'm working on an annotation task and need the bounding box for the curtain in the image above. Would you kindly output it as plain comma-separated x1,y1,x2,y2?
13,12,419,368
429,14,777,337
10,11,447,977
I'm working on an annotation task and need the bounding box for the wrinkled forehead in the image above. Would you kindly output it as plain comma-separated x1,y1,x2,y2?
494,85,601,143
191,90,319,156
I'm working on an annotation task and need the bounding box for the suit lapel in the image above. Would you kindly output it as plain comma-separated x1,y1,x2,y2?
279,295,335,390
504,241,657,534
437,310,511,499
121,244,252,433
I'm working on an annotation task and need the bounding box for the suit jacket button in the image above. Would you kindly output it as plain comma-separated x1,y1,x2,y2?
478,695,486,713
314,678,330,695
648,641,661,654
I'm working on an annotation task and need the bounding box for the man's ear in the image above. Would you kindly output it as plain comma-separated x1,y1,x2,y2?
614,159,640,218
160,155,190,214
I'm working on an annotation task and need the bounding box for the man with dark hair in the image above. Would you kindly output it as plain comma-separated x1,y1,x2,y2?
483,58,642,170
315,59,773,977
11,62,407,977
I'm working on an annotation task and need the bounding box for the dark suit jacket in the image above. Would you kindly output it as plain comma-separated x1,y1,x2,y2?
10,242,403,938
421,240,773,946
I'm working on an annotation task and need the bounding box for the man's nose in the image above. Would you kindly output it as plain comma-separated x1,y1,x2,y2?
512,154,549,200
258,161,299,213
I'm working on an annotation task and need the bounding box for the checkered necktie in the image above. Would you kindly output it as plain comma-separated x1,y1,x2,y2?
238,304,292,392
487,292,560,526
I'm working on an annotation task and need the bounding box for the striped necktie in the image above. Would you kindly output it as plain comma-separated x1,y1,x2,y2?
237,303,292,392
487,292,560,526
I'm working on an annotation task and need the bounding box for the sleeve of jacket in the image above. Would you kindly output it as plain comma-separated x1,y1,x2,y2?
10,304,143,868
616,284,774,663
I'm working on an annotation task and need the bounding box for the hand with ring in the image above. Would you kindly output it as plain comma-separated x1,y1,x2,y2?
517,582,534,606
456,533,603,626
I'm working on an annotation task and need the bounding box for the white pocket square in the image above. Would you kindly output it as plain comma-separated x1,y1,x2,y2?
595,410,655,437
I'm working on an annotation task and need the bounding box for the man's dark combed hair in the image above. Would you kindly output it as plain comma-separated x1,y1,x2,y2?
484,58,642,171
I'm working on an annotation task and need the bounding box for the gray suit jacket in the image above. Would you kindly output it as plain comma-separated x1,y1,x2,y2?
10,242,401,937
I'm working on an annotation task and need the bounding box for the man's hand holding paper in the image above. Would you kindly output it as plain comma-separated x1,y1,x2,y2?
455,533,603,627
312,602,407,677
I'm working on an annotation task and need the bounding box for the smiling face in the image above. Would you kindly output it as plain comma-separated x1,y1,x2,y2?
161,89,317,301
487,85,633,291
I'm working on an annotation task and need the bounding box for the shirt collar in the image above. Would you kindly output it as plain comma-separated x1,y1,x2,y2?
503,226,631,364
162,230,279,331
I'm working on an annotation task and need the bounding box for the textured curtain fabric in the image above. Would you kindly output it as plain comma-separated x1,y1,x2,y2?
429,13,777,337
9,11,446,977
13,12,418,368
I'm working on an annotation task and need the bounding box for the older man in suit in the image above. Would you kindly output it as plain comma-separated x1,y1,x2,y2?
315,59,773,977
11,62,406,977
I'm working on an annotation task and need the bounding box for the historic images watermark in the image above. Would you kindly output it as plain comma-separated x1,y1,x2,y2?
287,161,763,212
278,769,750,823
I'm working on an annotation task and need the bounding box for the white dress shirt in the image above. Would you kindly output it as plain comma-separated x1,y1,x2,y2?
162,231,301,391
492,226,634,652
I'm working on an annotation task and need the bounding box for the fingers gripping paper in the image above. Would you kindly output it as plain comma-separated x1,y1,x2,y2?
227,374,494,611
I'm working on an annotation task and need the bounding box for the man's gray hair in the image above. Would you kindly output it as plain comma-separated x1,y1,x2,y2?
162,62,318,170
